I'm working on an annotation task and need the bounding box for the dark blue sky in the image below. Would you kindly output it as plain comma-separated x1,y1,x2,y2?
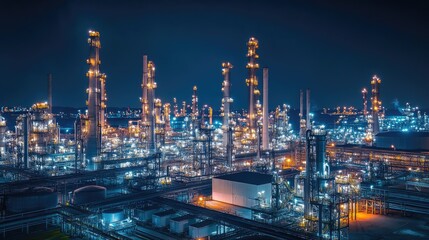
1,0,428,110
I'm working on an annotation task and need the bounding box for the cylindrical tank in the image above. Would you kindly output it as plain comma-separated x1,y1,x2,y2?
72,185,106,205
6,187,58,213
102,208,125,225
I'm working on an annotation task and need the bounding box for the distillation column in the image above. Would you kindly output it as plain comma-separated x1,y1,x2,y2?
299,90,306,138
222,62,233,167
154,98,164,147
192,86,199,120
164,103,171,133
181,101,187,116
371,75,381,135
192,86,199,130
303,129,347,239
262,68,269,150
362,88,368,117
304,129,328,228
173,98,179,117
142,55,148,123
85,30,106,160
141,56,157,152
245,37,260,138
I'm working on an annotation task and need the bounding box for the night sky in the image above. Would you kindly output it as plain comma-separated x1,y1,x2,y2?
1,0,429,111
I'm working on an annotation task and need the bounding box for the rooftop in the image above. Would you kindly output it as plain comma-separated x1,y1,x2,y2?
190,219,216,228
138,205,159,211
153,209,177,217
170,214,195,222
214,172,272,185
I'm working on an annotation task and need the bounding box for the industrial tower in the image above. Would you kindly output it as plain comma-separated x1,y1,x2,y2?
371,75,382,135
299,89,311,138
362,88,368,117
262,68,269,150
192,86,199,121
221,62,233,167
303,129,349,239
245,37,260,138
299,90,305,138
164,103,171,133
154,98,165,147
191,86,199,132
173,98,179,117
141,55,157,152
85,30,107,160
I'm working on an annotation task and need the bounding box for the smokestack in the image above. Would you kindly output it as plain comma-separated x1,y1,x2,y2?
48,73,52,113
262,68,269,150
306,88,311,130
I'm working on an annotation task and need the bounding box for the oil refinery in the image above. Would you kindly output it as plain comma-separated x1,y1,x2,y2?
1,22,429,240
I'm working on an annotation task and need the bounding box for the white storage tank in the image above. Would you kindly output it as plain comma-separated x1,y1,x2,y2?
72,185,106,205
6,187,58,213
212,172,272,208
152,209,177,228
134,205,160,222
169,214,196,234
189,220,217,238
102,208,125,225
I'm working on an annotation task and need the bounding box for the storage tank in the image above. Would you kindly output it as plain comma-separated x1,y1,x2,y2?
72,185,106,205
6,187,58,213
189,220,217,238
152,209,177,228
102,208,125,225
134,205,160,222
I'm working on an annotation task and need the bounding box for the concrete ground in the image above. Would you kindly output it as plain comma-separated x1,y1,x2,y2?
349,212,429,240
